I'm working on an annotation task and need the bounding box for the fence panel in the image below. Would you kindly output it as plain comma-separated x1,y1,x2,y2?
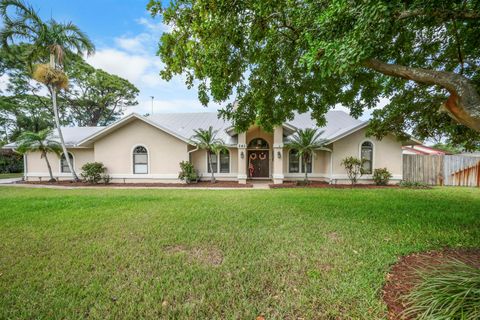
403,154,480,187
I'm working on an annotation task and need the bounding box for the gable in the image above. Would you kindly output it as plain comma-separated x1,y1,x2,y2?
77,113,191,147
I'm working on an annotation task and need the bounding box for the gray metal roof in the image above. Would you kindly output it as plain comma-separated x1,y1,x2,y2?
3,110,366,148
148,110,364,143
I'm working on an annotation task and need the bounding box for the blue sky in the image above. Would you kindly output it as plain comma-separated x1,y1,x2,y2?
27,0,221,115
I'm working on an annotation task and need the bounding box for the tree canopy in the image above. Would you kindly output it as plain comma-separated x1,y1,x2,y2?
62,56,139,126
148,0,480,150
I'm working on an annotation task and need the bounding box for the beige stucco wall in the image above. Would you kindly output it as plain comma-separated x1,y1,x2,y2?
94,119,189,181
331,128,403,182
25,148,94,180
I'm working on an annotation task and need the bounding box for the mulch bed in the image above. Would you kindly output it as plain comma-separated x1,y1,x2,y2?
383,248,480,320
20,180,253,188
269,181,399,189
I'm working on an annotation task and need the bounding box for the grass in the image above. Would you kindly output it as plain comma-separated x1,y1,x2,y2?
0,187,479,319
0,172,22,179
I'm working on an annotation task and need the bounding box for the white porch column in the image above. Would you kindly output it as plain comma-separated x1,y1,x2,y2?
237,132,247,184
273,126,284,184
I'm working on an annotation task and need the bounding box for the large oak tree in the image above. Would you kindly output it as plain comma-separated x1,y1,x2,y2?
148,0,480,149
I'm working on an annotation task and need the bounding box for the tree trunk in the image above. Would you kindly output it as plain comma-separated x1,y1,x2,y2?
49,54,78,181
42,151,55,181
208,151,215,183
304,156,308,183
363,59,480,132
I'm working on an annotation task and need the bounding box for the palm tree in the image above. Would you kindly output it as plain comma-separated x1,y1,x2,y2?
0,0,95,181
190,126,226,183
16,128,62,181
285,128,330,183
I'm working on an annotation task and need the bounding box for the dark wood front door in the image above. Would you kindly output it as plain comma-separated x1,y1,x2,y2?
248,150,269,178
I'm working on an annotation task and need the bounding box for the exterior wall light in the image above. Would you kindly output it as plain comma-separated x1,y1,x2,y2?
241,151,245,159
277,151,282,159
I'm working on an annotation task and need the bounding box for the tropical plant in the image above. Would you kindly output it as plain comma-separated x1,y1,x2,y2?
190,126,226,183
341,156,365,186
373,168,392,186
403,259,480,320
285,128,329,183
0,0,95,181
178,160,198,183
148,0,480,150
15,128,61,181
80,162,107,184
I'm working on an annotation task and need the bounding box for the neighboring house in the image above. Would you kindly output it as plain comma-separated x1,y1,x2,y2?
402,145,453,155
3,111,418,184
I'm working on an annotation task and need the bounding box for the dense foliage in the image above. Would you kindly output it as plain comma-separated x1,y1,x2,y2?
81,162,108,184
178,160,199,183
373,168,393,185
148,0,480,149
0,149,22,173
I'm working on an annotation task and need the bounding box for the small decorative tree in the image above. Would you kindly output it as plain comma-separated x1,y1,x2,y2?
190,126,226,183
178,161,198,183
16,129,61,181
341,156,365,186
285,128,329,183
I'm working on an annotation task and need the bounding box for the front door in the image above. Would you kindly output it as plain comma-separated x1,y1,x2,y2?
248,150,269,178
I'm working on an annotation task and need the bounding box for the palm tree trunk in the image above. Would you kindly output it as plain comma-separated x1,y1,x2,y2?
208,152,215,183
304,156,308,183
43,151,55,181
49,54,78,181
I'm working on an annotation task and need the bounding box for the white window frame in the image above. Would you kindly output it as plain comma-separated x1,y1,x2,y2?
287,149,314,174
132,145,150,175
207,149,231,174
219,149,231,174
359,139,375,175
59,152,75,174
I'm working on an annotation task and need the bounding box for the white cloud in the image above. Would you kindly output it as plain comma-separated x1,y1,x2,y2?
137,17,171,33
87,48,152,84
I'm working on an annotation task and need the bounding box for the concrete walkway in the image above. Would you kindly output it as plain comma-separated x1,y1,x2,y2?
0,178,23,184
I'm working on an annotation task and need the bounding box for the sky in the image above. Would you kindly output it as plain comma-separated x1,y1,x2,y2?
12,0,380,119
25,0,222,115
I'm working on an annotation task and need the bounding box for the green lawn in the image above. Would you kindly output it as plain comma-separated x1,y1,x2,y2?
0,172,22,179
0,187,479,319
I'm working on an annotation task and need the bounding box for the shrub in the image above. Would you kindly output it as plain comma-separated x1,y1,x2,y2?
0,150,23,173
81,162,107,184
101,174,111,185
178,161,198,183
403,259,480,320
398,180,431,189
373,168,392,185
341,156,365,185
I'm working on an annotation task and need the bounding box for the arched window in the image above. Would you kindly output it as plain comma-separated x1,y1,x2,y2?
289,150,312,173
60,152,74,173
219,150,230,173
360,141,373,174
248,138,269,149
133,146,148,174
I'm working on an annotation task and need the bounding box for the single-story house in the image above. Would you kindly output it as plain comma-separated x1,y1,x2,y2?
3,110,418,184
